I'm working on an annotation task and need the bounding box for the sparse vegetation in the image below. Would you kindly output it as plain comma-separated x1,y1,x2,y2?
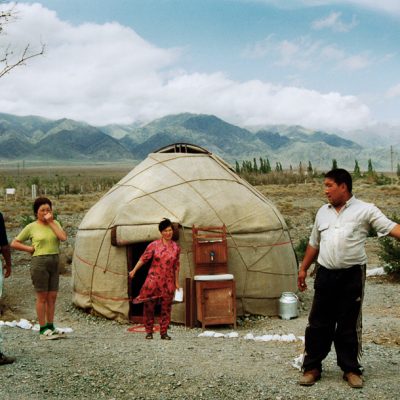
380,237,400,276
294,237,309,261
236,157,399,186
378,214,400,276
353,159,361,178
20,214,35,227
1,164,399,281
240,171,312,185
0,165,128,199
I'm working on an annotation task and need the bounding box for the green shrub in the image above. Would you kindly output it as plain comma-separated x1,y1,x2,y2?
294,237,309,261
20,214,35,227
378,214,400,276
379,237,400,275
240,171,313,185
375,173,392,186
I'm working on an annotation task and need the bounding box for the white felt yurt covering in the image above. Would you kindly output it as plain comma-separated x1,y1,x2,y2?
72,144,298,322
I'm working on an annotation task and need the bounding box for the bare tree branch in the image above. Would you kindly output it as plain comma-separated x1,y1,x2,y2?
0,2,16,34
0,42,45,78
0,3,45,78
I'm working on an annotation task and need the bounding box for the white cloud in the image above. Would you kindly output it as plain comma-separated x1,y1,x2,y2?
386,83,400,98
320,44,345,60
241,34,275,59
338,53,371,70
251,0,400,16
159,73,371,131
312,12,358,32
318,1,400,16
244,35,371,71
0,3,371,131
243,36,321,68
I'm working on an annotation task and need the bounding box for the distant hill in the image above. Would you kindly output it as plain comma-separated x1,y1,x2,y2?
256,130,291,150
255,128,360,150
345,123,400,148
0,136,32,158
0,112,398,170
119,113,268,159
32,127,132,160
0,113,133,161
115,113,383,169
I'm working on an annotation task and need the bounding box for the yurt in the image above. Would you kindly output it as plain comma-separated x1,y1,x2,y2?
72,143,298,323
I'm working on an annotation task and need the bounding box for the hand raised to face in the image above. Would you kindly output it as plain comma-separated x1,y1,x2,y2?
44,212,54,223
37,204,53,224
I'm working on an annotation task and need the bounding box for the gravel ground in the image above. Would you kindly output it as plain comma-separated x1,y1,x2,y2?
1,183,400,400
1,255,400,400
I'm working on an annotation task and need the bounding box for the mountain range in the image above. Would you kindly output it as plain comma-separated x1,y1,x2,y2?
0,112,398,171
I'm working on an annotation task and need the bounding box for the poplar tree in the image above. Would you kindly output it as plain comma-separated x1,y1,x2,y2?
265,158,271,173
259,157,265,173
253,158,258,173
307,161,313,175
353,160,361,177
367,159,374,176
298,161,303,175
235,161,240,174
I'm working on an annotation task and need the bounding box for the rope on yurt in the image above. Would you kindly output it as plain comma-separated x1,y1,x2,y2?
147,154,242,271
211,153,289,231
78,151,295,311
207,153,297,300
79,155,189,307
85,156,184,307
148,153,252,281
179,224,198,280
145,152,294,277
89,224,114,302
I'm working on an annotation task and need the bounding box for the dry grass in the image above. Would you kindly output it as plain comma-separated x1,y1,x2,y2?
1,165,398,256
0,164,130,224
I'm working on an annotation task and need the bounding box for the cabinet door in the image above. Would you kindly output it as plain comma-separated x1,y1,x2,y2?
196,281,235,324
194,240,227,265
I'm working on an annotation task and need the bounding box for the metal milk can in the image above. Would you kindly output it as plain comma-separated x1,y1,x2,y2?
279,292,299,320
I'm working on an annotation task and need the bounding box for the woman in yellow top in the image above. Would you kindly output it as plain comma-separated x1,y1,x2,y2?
11,197,67,340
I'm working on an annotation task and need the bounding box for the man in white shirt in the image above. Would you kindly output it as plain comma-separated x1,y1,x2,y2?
297,169,400,388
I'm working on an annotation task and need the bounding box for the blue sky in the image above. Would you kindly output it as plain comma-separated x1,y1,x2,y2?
1,0,400,134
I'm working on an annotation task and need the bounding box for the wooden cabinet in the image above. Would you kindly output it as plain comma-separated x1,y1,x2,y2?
195,279,236,329
192,225,237,329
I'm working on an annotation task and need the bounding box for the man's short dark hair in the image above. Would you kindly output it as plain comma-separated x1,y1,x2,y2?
158,218,172,232
325,168,352,193
33,197,52,216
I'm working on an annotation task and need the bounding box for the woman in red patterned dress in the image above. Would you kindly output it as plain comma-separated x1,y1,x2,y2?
129,219,180,340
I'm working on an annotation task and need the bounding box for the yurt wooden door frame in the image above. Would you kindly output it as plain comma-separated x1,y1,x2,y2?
127,242,161,323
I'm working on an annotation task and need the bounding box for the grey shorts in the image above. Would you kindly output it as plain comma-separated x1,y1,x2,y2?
30,254,59,292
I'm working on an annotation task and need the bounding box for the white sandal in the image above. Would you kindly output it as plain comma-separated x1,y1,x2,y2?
40,328,60,340
53,327,66,338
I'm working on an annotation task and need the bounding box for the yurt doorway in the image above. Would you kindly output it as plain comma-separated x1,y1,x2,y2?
127,242,161,323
